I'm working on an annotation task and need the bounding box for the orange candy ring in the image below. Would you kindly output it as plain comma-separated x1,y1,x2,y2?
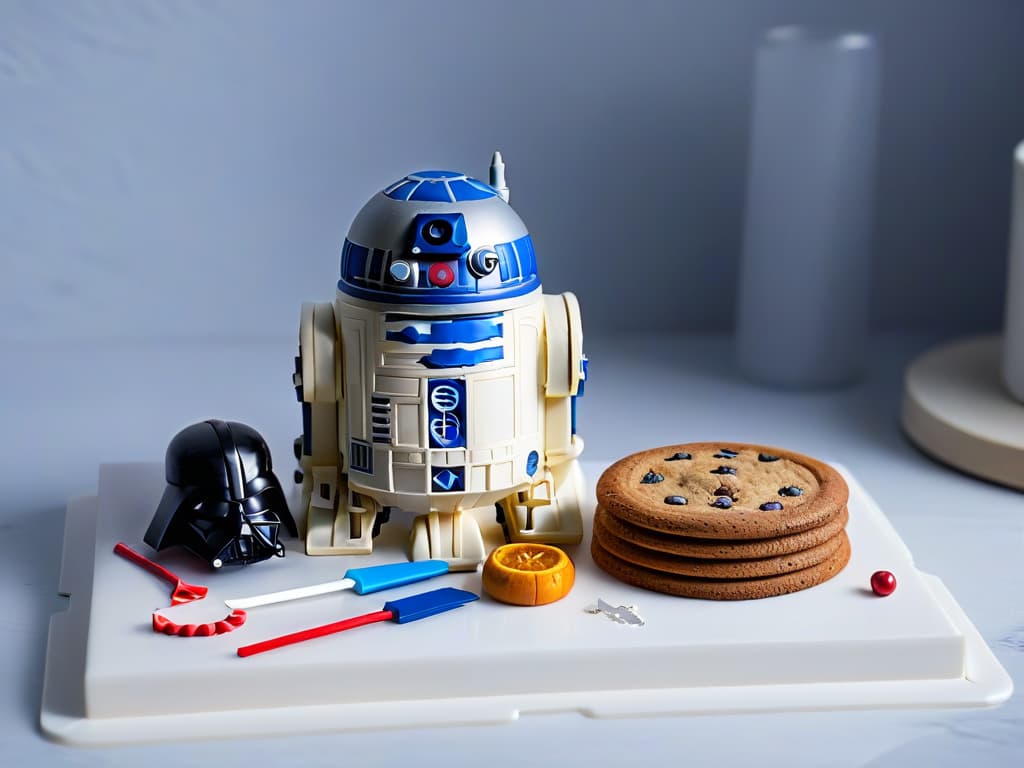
482,543,575,606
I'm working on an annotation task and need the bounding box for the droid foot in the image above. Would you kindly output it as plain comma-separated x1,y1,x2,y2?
408,511,485,572
305,491,379,556
499,460,584,545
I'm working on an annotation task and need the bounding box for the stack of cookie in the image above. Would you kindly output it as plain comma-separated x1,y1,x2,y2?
592,443,850,600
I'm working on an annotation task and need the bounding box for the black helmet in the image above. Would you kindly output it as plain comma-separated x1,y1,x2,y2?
144,420,298,568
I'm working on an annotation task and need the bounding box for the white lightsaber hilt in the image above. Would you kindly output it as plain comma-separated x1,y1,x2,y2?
225,578,356,609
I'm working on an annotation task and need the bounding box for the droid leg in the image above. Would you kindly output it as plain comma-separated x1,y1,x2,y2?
498,449,585,546
408,510,486,572
505,291,585,545
304,466,380,556
297,299,380,555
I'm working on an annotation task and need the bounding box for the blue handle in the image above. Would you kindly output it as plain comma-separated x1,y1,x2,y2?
345,559,450,595
384,587,479,623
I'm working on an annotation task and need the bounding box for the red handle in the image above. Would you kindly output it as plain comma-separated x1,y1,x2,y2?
113,542,180,586
237,609,394,658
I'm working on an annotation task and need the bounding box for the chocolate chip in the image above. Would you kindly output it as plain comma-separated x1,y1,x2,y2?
711,496,733,509
641,471,664,484
710,466,737,475
760,501,784,511
665,452,692,461
778,486,804,497
664,495,688,505
714,449,739,458
759,453,780,462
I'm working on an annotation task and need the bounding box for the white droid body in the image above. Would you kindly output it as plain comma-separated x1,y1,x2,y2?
296,154,585,570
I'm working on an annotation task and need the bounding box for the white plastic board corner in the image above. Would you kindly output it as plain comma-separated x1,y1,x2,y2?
40,462,1012,746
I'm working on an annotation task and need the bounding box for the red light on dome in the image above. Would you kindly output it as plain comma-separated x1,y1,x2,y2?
428,263,456,288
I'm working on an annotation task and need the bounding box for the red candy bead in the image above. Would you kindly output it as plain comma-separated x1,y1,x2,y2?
870,570,897,597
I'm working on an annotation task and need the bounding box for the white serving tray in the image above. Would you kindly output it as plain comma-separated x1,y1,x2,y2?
41,462,1012,745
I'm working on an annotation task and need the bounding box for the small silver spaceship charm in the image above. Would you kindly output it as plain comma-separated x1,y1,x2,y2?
585,598,645,626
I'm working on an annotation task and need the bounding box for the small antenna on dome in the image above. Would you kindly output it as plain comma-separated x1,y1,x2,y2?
489,151,509,203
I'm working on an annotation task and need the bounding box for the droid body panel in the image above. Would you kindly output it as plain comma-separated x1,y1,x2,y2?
296,156,585,570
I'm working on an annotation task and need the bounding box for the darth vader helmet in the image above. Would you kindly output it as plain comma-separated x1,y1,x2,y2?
144,420,298,568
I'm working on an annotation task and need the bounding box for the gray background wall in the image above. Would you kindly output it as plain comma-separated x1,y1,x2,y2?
2,0,1023,342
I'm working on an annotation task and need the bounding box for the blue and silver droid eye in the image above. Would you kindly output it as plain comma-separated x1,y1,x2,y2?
411,213,469,259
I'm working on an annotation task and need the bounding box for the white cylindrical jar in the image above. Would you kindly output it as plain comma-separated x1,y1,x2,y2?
736,27,881,388
1002,140,1024,402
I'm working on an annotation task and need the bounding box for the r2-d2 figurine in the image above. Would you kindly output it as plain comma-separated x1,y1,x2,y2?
295,153,586,570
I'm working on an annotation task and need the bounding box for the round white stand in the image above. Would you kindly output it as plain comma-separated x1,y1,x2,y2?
902,335,1024,491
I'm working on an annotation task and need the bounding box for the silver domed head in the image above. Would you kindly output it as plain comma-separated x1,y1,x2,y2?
338,169,540,305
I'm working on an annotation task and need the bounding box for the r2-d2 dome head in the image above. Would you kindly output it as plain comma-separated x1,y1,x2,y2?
337,153,540,306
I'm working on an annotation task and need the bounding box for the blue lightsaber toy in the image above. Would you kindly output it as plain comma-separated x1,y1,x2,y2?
236,587,479,657
224,560,451,609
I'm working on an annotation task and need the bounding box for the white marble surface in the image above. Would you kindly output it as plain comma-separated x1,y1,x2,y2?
1,333,1022,766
